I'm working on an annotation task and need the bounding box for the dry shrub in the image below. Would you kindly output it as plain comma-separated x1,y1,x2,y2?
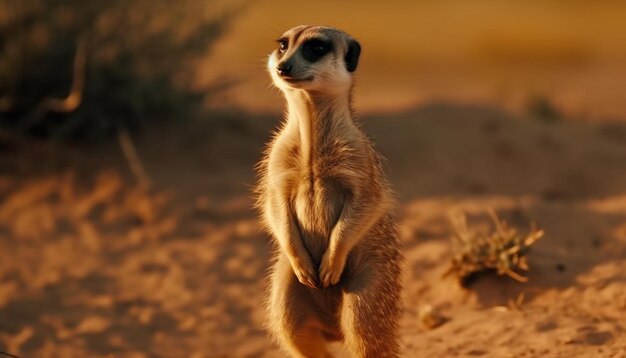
446,210,544,285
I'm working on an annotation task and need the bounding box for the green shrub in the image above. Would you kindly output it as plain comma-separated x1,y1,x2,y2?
0,0,235,140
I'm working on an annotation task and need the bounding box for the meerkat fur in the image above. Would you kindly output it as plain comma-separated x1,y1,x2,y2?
255,25,403,358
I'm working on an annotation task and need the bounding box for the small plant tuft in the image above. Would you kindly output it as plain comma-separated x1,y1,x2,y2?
446,210,544,285
526,94,561,122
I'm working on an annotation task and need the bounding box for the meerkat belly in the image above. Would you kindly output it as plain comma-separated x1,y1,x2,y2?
293,176,345,263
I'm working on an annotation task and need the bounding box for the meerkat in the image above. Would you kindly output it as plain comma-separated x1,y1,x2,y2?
255,25,403,358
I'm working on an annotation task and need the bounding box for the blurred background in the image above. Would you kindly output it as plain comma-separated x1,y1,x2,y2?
1,1,626,357
206,0,626,120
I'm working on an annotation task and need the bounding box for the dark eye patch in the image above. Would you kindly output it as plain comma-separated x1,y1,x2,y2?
301,38,333,63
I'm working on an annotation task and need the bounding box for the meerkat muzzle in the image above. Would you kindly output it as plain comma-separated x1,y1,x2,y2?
276,62,292,76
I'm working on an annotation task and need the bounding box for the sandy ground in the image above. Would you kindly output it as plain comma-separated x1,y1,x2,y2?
1,103,626,357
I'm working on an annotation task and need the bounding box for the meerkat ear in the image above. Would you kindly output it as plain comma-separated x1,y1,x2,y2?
345,40,361,72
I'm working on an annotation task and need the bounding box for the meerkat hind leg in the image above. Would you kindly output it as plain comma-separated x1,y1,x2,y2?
340,264,401,358
269,255,338,358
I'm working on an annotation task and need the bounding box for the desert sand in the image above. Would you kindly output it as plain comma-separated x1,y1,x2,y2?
1,102,626,357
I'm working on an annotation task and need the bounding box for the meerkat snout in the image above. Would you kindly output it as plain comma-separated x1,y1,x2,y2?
276,62,292,76
268,25,361,92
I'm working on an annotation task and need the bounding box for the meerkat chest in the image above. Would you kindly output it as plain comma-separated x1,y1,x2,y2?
293,144,356,235
293,173,345,238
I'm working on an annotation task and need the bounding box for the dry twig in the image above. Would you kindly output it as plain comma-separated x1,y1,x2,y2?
117,127,151,189
19,36,88,131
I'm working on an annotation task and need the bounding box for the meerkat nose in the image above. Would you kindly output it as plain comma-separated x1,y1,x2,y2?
277,62,292,76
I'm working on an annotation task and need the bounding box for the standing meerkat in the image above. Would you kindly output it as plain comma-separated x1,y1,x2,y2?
256,25,403,358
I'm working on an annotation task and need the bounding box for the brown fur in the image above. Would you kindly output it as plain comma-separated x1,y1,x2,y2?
255,25,403,357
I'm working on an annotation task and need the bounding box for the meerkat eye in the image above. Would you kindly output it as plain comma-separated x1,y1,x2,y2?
277,38,288,53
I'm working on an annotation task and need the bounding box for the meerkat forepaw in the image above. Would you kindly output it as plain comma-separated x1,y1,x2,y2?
319,251,346,288
290,257,319,289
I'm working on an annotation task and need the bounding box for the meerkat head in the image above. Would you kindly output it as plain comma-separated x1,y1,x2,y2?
268,25,361,95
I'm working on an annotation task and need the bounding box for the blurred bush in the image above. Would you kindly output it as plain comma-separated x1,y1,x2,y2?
0,0,234,140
